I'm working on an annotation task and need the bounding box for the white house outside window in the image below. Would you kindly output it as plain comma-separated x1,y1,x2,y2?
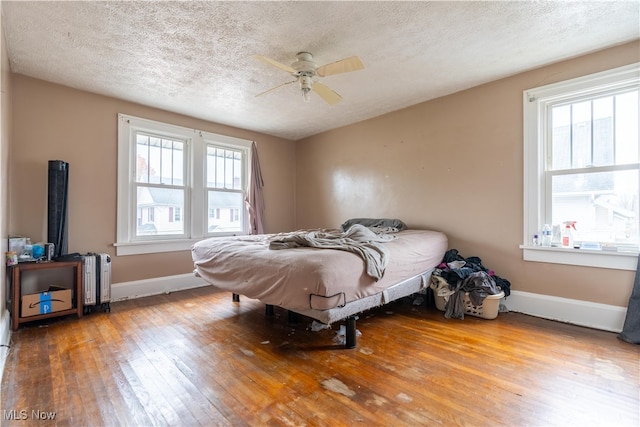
523,63,639,270
116,114,252,255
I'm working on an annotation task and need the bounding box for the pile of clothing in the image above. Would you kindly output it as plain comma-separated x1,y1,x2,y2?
430,249,511,319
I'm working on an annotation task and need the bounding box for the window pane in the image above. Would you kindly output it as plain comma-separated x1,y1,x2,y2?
615,91,639,164
216,150,225,187
571,101,592,168
551,170,638,246
148,137,161,184
208,148,216,185
551,105,571,170
233,151,242,190
592,97,614,166
172,141,184,185
207,145,243,189
207,190,243,233
136,134,151,183
136,133,184,185
225,154,234,189
136,186,185,236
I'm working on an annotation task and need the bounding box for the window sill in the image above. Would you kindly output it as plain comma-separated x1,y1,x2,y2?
114,233,247,256
114,239,200,256
521,245,638,271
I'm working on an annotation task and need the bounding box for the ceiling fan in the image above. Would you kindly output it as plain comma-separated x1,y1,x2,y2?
254,52,365,105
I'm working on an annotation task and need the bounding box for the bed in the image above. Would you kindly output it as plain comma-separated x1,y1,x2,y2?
191,222,448,348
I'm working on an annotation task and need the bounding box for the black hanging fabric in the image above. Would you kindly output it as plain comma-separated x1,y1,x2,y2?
47,160,69,258
618,255,640,344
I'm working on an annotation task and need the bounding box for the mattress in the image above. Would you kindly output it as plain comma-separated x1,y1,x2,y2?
191,229,448,311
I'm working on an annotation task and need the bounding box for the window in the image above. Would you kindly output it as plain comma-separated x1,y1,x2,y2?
136,132,184,236
523,63,639,270
206,145,245,233
116,114,252,255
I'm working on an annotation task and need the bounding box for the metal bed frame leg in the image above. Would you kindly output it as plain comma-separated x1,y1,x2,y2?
229,293,356,348
345,316,357,349
287,310,298,324
265,304,275,317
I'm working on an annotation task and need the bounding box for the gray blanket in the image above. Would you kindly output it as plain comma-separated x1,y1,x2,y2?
340,217,407,232
269,224,396,280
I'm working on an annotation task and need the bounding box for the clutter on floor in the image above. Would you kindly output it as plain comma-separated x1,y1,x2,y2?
430,249,511,320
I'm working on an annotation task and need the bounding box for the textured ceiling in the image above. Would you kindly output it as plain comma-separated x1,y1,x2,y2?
2,1,639,141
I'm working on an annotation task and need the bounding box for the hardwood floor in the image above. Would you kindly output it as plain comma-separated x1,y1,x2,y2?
1,285,638,426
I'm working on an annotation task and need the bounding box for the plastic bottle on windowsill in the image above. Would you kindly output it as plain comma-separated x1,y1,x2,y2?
541,224,552,247
561,221,576,248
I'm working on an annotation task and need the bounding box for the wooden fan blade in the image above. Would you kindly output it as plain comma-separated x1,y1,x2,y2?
255,80,297,97
254,55,295,73
312,82,342,106
316,56,365,77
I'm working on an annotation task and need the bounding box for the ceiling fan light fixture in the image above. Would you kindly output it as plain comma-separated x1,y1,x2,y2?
302,88,311,103
300,74,313,103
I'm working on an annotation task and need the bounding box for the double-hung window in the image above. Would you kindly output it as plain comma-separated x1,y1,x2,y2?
116,114,252,255
205,144,245,234
135,131,186,237
523,63,639,270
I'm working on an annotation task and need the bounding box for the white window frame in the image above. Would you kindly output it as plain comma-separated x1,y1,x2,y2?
116,114,252,256
522,63,639,271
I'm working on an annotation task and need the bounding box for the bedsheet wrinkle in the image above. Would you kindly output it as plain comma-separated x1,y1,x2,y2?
268,224,394,280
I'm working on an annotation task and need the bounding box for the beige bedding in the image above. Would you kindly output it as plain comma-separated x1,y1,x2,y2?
191,229,448,311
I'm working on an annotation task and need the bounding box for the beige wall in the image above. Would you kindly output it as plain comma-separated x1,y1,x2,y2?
6,41,639,305
1,7,12,323
295,41,640,308
9,76,296,283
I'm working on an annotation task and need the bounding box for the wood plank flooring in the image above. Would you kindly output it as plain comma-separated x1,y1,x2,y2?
1,285,638,426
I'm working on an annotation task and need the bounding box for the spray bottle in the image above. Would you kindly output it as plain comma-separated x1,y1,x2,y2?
561,221,577,248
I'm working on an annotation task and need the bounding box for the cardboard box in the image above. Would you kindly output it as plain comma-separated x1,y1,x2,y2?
21,288,72,317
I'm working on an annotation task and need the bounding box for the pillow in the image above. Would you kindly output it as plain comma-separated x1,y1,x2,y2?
340,218,408,232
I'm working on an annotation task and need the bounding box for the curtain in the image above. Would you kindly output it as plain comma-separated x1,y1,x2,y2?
245,141,265,235
618,255,640,344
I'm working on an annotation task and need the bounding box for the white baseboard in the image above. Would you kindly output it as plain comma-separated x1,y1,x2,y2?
504,290,627,333
111,273,209,302
0,309,12,384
